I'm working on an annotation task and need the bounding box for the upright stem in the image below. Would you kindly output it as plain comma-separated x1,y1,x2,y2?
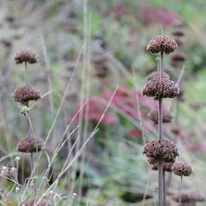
163,170,166,206
158,51,164,206
24,62,28,86
158,161,163,206
24,63,34,176
179,176,183,206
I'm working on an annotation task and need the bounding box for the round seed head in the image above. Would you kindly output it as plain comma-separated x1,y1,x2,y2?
172,162,192,176
14,49,38,64
147,71,170,81
1,39,12,48
147,35,178,55
24,199,51,206
17,137,44,153
172,190,205,203
143,139,179,164
171,124,181,135
171,51,185,63
148,109,173,124
13,85,41,105
152,162,173,172
172,28,185,37
142,77,180,100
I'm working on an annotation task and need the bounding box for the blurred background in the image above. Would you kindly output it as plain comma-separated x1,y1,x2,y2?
0,0,206,205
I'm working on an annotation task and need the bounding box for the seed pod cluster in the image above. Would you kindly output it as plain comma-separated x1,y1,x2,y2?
172,162,192,177
14,49,38,64
147,35,178,54
142,77,180,100
17,137,44,153
13,85,41,105
143,139,179,164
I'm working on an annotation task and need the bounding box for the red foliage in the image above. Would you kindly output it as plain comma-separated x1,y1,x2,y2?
73,86,158,128
129,129,142,138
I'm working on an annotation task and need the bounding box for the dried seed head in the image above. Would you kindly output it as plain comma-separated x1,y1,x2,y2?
171,51,185,63
1,39,12,48
152,162,173,172
172,162,192,177
147,71,170,81
172,28,185,37
148,109,173,124
13,85,41,105
24,199,51,206
14,49,38,64
171,124,181,135
147,35,178,55
171,51,186,68
172,190,205,203
17,137,44,153
143,139,179,164
142,77,180,100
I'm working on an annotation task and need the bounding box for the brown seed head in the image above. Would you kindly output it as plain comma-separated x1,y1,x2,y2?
172,162,192,177
151,162,173,172
147,71,170,81
147,35,178,55
13,85,41,105
142,77,180,100
148,109,173,124
1,39,12,48
143,139,179,164
172,190,205,203
172,28,185,37
171,51,185,63
14,49,38,64
171,124,181,135
17,137,44,153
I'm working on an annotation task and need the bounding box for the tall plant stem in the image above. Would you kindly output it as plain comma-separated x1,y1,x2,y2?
24,62,31,138
179,176,183,206
163,170,166,206
158,51,164,206
24,62,28,86
24,62,35,177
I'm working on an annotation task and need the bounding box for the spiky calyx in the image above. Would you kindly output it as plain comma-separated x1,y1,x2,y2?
147,35,178,55
17,137,44,153
142,77,180,100
143,139,179,164
172,162,192,177
13,85,41,105
14,49,38,64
